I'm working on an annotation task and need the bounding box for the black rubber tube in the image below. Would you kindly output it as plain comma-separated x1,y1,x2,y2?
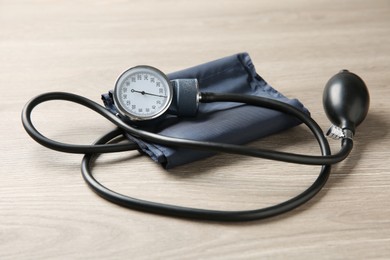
21,91,353,221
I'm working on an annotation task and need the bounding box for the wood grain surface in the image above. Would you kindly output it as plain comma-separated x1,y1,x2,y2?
1,0,389,259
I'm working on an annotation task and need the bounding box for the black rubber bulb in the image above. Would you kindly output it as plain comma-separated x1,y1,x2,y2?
323,70,370,133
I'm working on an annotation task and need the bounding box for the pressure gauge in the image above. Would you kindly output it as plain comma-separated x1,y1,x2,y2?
113,66,173,121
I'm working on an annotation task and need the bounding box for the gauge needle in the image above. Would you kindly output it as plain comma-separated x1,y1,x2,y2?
131,89,167,98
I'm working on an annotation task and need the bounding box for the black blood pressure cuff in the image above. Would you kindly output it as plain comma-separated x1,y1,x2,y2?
102,53,309,169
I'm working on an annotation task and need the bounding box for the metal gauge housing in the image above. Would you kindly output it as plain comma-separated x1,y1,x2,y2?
113,66,173,121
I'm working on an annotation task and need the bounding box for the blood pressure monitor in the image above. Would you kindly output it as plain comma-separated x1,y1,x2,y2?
22,51,370,221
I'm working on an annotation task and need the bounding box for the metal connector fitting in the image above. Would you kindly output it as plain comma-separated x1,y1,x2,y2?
326,125,354,140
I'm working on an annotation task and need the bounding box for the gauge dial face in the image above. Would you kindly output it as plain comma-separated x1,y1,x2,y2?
113,66,173,121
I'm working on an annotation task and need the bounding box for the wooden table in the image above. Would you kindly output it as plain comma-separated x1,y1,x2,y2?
1,0,389,258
